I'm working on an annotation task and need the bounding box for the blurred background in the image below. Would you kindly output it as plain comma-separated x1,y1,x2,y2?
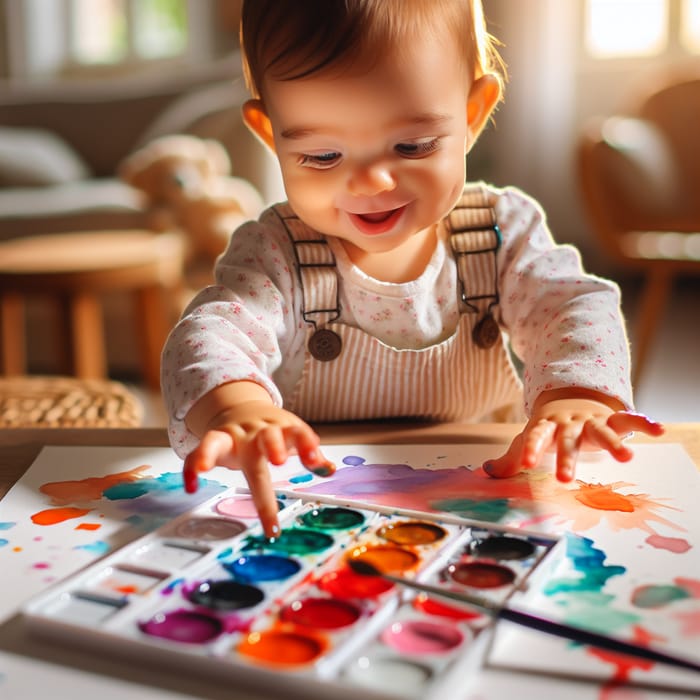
0,0,698,425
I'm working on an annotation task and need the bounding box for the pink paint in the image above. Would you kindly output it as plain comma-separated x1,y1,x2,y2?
215,497,260,519
380,619,465,655
32,562,50,569
645,534,692,553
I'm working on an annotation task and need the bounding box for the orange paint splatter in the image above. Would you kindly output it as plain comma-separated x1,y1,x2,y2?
75,523,101,531
574,483,635,512
31,507,91,525
39,465,151,505
113,585,139,594
12,546,22,552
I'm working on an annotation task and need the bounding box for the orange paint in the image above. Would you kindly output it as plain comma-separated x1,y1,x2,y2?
237,629,327,666
39,465,150,505
75,523,101,531
31,507,91,525
347,544,419,574
574,483,635,512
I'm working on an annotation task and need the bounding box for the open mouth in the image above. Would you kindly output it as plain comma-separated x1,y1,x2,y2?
349,206,406,235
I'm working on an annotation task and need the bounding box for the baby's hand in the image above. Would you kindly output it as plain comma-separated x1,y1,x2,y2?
483,390,664,482
182,400,335,538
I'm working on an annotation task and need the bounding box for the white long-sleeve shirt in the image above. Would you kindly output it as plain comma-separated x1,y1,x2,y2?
162,184,632,456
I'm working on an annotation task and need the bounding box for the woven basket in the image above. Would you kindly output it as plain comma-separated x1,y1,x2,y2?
0,376,143,428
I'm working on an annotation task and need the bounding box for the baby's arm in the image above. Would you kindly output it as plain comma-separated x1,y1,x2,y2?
183,380,334,537
484,388,664,481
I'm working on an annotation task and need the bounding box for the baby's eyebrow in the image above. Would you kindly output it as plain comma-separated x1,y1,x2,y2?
280,112,453,141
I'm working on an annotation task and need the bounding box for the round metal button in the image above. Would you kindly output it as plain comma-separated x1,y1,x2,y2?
308,328,342,361
472,313,500,349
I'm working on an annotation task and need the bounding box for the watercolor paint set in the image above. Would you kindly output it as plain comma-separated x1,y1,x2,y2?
22,488,562,700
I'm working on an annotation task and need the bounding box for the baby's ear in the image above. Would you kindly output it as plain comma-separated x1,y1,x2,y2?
465,74,501,151
242,99,276,152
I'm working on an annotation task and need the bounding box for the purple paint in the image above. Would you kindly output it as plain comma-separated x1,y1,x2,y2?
139,609,223,643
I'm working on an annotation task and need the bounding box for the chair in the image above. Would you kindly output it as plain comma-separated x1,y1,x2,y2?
576,70,700,387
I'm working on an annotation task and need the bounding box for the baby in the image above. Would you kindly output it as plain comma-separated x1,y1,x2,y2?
161,0,663,537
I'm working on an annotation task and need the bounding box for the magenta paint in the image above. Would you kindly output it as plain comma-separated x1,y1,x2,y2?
138,609,223,643
381,619,465,654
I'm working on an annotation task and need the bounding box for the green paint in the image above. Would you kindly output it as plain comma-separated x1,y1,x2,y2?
298,507,365,531
431,498,511,522
543,534,640,635
631,584,691,609
243,528,334,555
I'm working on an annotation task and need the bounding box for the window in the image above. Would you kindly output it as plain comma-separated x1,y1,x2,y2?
70,0,188,66
584,0,700,58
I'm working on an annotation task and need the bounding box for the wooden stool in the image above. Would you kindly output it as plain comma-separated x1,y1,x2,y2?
0,375,142,428
0,230,184,391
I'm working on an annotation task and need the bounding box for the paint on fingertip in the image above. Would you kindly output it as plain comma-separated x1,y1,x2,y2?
312,464,335,478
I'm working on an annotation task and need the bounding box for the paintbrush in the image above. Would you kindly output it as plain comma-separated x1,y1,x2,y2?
347,558,700,674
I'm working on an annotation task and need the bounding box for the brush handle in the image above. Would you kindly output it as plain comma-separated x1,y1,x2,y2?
384,573,700,674
499,607,700,673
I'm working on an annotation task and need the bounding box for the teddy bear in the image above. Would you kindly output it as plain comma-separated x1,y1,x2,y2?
119,134,264,284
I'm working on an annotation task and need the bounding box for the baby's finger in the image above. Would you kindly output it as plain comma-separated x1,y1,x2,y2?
183,430,234,493
286,426,336,477
607,411,665,437
519,419,556,468
256,424,289,465
483,433,525,478
555,426,581,482
242,452,280,538
581,419,633,461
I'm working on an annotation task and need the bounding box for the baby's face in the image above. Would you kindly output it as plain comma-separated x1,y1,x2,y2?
262,33,472,259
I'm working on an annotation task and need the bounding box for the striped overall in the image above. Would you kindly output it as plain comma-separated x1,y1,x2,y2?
274,185,523,423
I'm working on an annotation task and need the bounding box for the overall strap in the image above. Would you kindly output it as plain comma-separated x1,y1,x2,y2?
272,203,342,360
447,184,502,348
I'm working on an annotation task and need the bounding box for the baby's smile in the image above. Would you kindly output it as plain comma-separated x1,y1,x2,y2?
349,205,407,234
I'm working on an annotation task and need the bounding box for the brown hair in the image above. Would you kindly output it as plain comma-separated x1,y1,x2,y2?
240,0,505,100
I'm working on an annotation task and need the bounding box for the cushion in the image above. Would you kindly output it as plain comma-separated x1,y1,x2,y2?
0,126,92,187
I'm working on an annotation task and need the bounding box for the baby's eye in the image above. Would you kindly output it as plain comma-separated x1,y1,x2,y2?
298,151,342,169
395,138,440,158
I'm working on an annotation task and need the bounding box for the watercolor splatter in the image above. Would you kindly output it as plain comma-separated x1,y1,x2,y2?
287,457,687,545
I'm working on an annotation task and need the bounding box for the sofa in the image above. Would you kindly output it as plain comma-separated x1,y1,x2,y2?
0,52,279,242
0,53,281,377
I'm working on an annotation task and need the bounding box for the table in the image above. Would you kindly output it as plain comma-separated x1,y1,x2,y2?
0,230,184,389
0,422,698,700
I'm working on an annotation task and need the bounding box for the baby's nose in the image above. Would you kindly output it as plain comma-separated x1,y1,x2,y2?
348,162,397,196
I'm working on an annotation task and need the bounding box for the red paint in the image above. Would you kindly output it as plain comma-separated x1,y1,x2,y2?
31,507,91,525
318,567,394,599
412,593,483,622
449,561,516,588
279,596,361,629
75,523,101,531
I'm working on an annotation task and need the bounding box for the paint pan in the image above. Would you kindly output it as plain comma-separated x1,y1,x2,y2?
23,491,562,700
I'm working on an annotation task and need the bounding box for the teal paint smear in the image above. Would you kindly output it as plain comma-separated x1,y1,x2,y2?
289,473,313,484
632,584,691,609
74,540,110,556
0,539,8,547
0,522,15,530
217,546,233,560
544,534,640,635
545,533,626,595
431,497,511,523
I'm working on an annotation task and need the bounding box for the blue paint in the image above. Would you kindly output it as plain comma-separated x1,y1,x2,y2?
342,456,366,466
289,473,313,484
0,521,15,530
0,539,8,547
223,554,301,583
161,577,184,595
74,540,110,556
